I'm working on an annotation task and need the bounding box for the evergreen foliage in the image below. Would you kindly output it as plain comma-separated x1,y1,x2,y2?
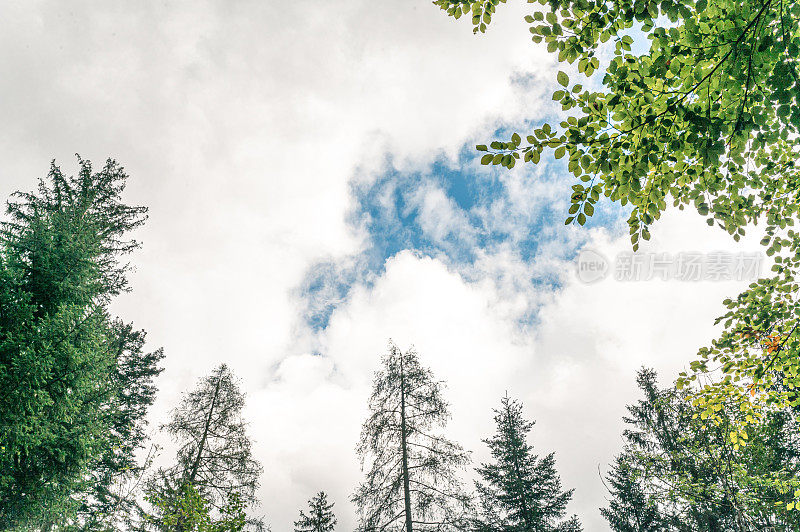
294,491,337,532
475,395,581,532
0,158,162,528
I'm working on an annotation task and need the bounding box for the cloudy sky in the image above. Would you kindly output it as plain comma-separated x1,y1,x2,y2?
0,1,766,530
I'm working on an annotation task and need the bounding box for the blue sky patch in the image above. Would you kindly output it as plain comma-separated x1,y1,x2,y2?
299,135,628,331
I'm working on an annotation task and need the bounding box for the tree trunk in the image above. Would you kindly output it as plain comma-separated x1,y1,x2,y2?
399,349,414,532
177,370,222,532
187,371,222,485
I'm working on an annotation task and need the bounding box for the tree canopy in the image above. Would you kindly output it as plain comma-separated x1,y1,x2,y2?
602,369,800,530
146,483,248,532
434,0,800,502
435,0,799,245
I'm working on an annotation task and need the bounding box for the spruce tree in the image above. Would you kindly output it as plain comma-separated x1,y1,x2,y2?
294,491,336,532
352,342,471,531
599,456,665,532
145,364,264,531
0,158,162,528
475,395,581,532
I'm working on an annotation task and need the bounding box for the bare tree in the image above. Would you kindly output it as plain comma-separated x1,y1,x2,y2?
145,364,264,531
353,342,471,531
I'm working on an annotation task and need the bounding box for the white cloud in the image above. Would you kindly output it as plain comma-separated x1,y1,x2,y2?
409,183,478,246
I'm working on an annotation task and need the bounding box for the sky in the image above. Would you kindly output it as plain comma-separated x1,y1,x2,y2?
0,1,767,530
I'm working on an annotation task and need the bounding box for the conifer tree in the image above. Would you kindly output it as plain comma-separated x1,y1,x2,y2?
0,158,162,528
294,491,336,532
146,364,265,531
352,342,471,531
599,456,665,532
475,395,581,532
